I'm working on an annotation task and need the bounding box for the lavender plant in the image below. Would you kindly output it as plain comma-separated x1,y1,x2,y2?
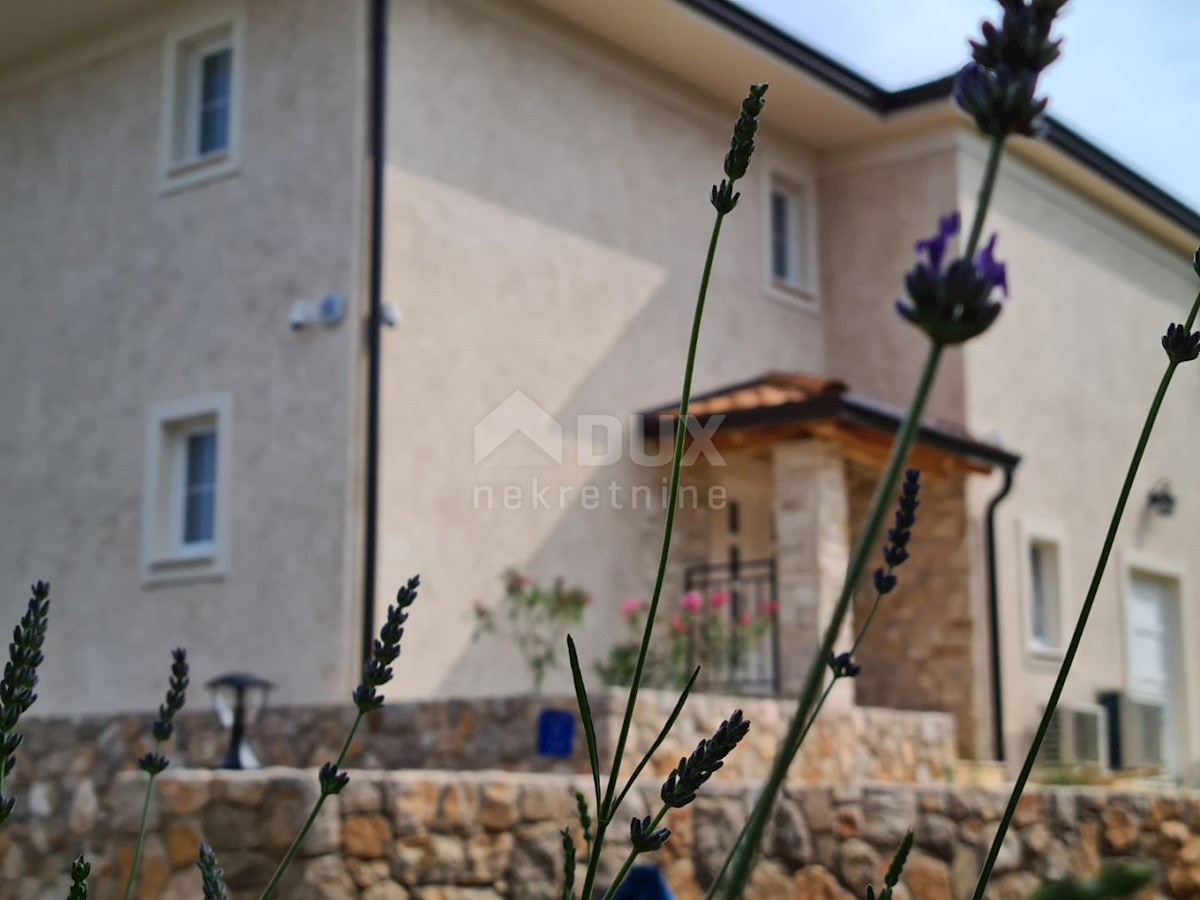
965,254,1200,900
866,830,913,900
704,473,923,896
122,647,189,900
198,843,229,900
67,854,90,900
0,580,50,826
255,574,420,898
565,83,767,900
0,5,1190,898
0,572,419,899
710,1,1067,893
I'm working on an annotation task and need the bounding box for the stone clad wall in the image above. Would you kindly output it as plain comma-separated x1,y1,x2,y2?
847,463,980,759
5,769,1200,898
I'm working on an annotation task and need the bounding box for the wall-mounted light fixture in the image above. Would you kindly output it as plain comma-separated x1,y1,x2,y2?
1148,479,1176,517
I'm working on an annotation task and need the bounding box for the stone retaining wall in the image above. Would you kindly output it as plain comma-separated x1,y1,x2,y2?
7,691,954,832
4,769,1199,898
13,693,956,783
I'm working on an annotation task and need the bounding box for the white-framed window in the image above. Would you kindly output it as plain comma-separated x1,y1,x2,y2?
159,8,244,192
764,172,817,307
142,394,232,584
1018,520,1066,659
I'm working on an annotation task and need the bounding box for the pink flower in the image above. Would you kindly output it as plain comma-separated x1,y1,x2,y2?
681,591,704,612
739,612,753,626
504,569,532,592
671,613,687,634
709,590,731,608
620,597,644,617
760,599,780,616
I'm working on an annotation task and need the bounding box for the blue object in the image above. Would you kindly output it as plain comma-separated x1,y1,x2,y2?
611,865,675,899
536,708,575,757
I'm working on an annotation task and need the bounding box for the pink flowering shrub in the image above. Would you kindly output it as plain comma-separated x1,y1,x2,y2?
596,589,775,691
472,568,591,694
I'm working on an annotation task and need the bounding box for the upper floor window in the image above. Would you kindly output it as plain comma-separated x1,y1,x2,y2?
194,42,233,156
160,10,244,192
765,174,817,307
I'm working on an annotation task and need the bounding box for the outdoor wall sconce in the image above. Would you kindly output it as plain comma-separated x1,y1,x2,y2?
207,672,273,769
1148,479,1176,517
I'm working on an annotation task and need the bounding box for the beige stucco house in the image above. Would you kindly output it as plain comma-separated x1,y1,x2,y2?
3,0,1198,774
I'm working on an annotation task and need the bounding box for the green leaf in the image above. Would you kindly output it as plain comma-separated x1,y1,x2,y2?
567,635,602,816
1096,862,1156,897
611,666,701,816
1031,878,1100,900
1031,862,1155,900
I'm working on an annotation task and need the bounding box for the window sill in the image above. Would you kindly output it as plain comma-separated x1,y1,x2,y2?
160,150,240,196
1027,642,1065,665
143,550,226,587
764,280,819,314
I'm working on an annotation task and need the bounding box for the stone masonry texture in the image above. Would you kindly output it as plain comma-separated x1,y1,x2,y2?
847,462,980,759
4,769,1199,898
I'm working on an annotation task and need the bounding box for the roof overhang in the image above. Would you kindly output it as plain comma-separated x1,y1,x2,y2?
642,373,1021,476
0,0,172,71
525,0,1200,255
8,0,1196,254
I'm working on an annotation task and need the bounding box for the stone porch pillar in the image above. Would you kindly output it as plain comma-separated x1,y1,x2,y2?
771,440,855,711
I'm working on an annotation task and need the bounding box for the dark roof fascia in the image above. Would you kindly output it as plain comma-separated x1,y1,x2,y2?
838,394,1021,470
674,0,1200,237
1040,120,1200,235
643,392,1021,471
674,0,888,108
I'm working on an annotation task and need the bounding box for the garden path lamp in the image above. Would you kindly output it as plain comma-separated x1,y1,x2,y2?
207,672,273,769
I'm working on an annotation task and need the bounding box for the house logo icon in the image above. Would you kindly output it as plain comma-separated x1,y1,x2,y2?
473,390,564,466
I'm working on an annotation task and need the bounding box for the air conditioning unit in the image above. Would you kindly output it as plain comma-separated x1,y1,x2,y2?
1098,692,1165,770
1038,703,1107,768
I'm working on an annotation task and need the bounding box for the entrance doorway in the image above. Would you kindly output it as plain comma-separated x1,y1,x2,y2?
1126,570,1182,774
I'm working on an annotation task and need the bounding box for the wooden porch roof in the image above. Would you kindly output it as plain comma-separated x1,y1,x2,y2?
641,371,1020,476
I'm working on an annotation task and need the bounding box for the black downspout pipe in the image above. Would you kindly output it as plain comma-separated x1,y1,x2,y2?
984,462,1017,762
362,0,388,671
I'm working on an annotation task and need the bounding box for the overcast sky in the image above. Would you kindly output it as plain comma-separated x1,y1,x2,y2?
732,0,1200,211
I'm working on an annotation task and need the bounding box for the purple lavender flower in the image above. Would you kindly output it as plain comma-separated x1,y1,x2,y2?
977,234,1009,296
1162,323,1200,365
828,652,861,679
955,0,1067,139
954,62,1048,138
971,0,1066,74
914,212,960,274
896,213,1009,344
